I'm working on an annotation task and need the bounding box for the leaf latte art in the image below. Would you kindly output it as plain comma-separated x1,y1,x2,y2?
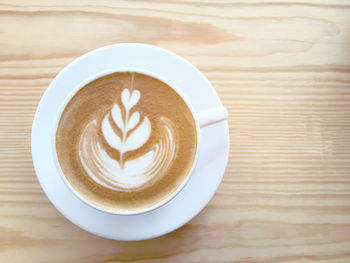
56,72,197,211
78,86,177,191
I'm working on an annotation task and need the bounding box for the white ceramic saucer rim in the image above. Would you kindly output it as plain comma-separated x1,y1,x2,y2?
31,43,229,241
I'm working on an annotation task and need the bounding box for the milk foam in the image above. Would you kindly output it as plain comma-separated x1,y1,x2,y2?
78,86,177,191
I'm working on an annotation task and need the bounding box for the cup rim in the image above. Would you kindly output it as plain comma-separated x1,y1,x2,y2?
51,67,201,216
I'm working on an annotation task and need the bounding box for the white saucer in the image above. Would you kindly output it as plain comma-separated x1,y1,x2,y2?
31,44,229,241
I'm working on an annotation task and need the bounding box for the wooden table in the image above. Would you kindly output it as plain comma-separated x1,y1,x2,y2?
1,1,350,262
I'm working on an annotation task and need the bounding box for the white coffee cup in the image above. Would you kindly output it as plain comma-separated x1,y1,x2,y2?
52,67,228,216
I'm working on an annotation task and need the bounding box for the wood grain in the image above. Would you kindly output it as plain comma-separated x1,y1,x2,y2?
1,0,350,262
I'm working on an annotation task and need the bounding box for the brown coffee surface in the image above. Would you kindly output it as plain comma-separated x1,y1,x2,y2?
56,72,197,211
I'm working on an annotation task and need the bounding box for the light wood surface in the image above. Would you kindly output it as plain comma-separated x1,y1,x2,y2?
1,0,350,262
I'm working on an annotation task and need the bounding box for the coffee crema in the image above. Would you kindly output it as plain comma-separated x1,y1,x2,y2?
56,72,197,211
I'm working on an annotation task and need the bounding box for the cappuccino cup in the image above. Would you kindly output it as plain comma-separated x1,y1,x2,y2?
52,68,227,215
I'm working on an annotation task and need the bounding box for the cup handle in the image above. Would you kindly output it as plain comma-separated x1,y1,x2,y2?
197,107,228,128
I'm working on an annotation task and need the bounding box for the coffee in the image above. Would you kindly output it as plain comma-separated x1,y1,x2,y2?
56,72,197,212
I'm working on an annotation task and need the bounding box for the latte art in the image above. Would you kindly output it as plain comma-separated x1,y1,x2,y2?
79,80,177,190
56,72,197,211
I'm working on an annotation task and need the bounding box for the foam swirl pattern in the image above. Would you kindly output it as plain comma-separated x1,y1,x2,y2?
79,116,176,190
